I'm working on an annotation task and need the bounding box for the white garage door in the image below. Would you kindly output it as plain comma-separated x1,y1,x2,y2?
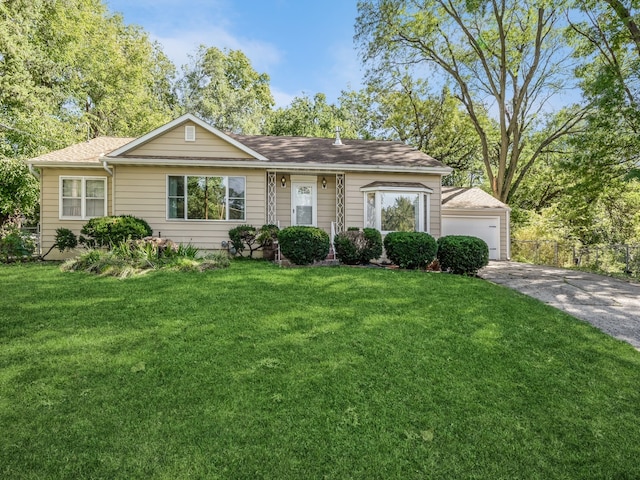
442,216,501,260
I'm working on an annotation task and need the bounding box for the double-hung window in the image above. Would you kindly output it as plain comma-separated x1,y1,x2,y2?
60,177,107,219
167,175,246,221
362,183,432,233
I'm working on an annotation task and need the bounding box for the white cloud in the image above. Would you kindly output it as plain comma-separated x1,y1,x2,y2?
151,27,282,73
271,88,299,109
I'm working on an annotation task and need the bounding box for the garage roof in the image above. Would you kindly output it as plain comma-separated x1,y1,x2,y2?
441,187,510,210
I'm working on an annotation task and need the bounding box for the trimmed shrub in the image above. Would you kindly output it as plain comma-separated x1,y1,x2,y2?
80,215,152,248
437,235,489,275
0,227,35,262
334,228,383,265
228,224,279,258
41,228,78,259
278,226,330,265
383,231,438,269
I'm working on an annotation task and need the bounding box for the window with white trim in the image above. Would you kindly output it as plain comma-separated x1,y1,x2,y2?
60,177,107,219
362,185,431,233
167,175,246,220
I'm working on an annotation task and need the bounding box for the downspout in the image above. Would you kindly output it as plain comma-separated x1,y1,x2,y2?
28,164,42,255
100,155,113,176
28,163,40,179
99,155,114,216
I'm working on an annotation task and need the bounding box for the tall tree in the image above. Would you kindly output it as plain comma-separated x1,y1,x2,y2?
265,92,369,138
0,0,177,158
356,0,586,203
567,0,640,182
0,158,38,227
367,73,487,185
180,46,274,134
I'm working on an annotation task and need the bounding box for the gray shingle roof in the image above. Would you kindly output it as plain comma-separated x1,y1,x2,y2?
441,187,509,209
28,133,448,171
227,134,445,168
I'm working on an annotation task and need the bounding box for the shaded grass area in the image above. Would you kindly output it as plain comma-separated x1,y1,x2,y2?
1,261,639,479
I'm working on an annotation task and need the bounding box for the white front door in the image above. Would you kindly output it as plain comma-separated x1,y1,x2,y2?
291,177,317,226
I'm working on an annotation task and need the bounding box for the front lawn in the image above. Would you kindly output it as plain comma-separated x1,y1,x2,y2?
1,261,639,479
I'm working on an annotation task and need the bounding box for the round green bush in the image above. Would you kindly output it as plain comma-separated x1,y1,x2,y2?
80,215,152,248
334,228,383,265
383,231,438,269
278,226,330,265
437,235,489,275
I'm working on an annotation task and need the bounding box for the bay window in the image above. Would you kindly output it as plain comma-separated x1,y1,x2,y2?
362,183,432,233
167,175,245,221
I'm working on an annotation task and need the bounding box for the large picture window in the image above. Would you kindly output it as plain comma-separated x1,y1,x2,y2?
362,183,432,233
60,177,106,219
167,175,245,221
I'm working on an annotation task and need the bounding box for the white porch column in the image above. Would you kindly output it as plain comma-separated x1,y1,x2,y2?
335,173,345,233
267,172,277,225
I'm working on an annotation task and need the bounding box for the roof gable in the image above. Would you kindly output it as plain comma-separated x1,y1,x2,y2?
107,113,267,161
442,187,510,210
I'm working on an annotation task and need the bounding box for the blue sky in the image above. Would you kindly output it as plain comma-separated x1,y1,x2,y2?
105,0,364,107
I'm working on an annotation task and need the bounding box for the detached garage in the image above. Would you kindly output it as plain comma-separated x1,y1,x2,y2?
441,187,510,261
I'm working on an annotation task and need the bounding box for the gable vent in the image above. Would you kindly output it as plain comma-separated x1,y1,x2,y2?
185,125,196,142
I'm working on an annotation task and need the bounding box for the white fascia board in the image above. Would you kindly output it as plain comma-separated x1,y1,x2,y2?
106,113,268,161
442,206,511,213
27,162,104,168
360,185,434,193
105,157,453,175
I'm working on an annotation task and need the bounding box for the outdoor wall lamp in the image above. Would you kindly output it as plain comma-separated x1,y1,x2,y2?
321,177,327,189
281,175,286,188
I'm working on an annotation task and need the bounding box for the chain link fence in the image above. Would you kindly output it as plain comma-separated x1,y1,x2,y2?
511,240,640,279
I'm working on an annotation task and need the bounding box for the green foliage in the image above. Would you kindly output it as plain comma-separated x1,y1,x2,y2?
265,92,365,138
383,231,437,269
4,262,640,478
356,0,580,203
55,228,78,252
0,159,39,226
62,239,227,277
0,226,35,262
0,0,176,158
437,235,489,275
180,46,274,134
41,228,78,259
334,228,383,265
278,226,330,265
228,224,279,258
367,75,485,185
80,215,152,248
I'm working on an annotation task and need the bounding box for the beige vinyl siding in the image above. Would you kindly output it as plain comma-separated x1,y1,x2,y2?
316,175,336,232
113,166,265,250
441,207,509,260
275,174,291,228
274,174,336,232
40,167,113,260
343,172,442,236
127,122,254,159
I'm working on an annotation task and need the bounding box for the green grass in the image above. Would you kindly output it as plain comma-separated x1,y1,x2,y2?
1,261,639,479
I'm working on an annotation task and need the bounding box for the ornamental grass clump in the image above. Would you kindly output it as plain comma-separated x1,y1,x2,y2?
278,226,330,265
61,239,229,278
334,228,383,265
437,235,489,275
383,231,438,269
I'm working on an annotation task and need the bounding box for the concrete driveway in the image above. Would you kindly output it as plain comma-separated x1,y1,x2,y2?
479,261,640,350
